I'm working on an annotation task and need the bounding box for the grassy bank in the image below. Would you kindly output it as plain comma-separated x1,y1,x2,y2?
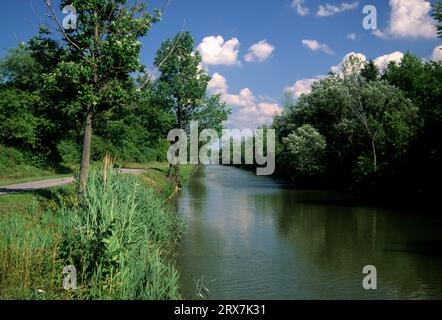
0,145,74,186
0,162,197,300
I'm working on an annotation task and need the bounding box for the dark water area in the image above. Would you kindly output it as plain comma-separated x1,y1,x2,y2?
176,165,442,299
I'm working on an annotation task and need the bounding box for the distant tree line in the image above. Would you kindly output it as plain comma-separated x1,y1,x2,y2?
272,53,441,200
230,3,442,200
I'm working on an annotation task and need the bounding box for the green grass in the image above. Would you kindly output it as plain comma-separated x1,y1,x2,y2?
0,162,198,300
125,162,198,197
0,192,65,299
0,193,38,216
0,167,59,185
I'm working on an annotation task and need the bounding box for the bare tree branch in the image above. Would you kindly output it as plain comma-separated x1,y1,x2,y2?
43,0,98,67
139,19,186,90
161,0,173,14
43,0,82,52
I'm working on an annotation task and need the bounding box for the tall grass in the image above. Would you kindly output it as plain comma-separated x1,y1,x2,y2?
0,197,63,299
58,158,184,299
0,158,191,299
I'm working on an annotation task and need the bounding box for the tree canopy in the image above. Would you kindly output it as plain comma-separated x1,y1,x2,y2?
272,53,441,197
0,2,230,187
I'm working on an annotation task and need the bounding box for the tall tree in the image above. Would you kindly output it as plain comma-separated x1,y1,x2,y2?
383,53,442,195
154,32,210,130
433,1,442,38
154,32,210,185
194,94,231,135
0,41,65,164
361,60,380,82
43,0,160,188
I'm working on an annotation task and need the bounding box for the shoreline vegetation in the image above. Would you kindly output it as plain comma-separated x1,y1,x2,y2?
227,53,441,210
0,157,198,300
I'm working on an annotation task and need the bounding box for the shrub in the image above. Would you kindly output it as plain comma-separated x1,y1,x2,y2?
90,135,117,162
0,145,25,168
0,145,53,180
282,124,327,178
57,140,81,165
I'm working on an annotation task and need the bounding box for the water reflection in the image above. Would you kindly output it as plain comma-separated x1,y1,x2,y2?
177,165,442,299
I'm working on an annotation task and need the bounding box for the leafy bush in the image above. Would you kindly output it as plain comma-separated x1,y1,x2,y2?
0,145,54,181
0,145,25,167
57,140,81,165
282,124,327,178
90,135,117,162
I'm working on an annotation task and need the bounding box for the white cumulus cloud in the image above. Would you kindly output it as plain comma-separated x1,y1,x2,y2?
207,72,228,94
244,40,275,62
208,73,255,107
207,72,282,129
256,102,283,117
231,102,282,129
197,36,240,66
316,2,359,17
374,0,436,39
373,51,404,70
302,39,333,54
285,76,324,98
431,45,442,61
347,32,357,40
291,0,310,16
224,88,256,107
330,51,405,74
330,52,367,74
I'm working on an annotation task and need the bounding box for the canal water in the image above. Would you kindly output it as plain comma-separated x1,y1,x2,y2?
176,165,442,299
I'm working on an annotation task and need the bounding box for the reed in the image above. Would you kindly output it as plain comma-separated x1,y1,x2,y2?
58,155,184,299
0,197,64,299
0,156,192,299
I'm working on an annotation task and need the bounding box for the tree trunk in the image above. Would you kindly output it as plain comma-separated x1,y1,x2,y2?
168,106,182,187
371,138,377,172
167,141,182,188
79,110,93,188
168,163,173,178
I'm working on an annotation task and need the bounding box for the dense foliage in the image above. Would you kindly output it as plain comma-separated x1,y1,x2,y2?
434,1,442,38
272,53,442,199
0,2,229,178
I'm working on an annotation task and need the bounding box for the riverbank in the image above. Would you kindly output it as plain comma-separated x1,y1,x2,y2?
228,163,441,214
0,162,197,299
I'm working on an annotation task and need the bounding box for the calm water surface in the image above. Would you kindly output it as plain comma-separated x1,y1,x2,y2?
176,165,442,299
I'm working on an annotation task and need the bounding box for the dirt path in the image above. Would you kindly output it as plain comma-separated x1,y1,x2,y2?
0,169,144,195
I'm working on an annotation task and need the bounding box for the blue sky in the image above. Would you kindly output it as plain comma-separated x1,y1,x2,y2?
0,0,441,129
